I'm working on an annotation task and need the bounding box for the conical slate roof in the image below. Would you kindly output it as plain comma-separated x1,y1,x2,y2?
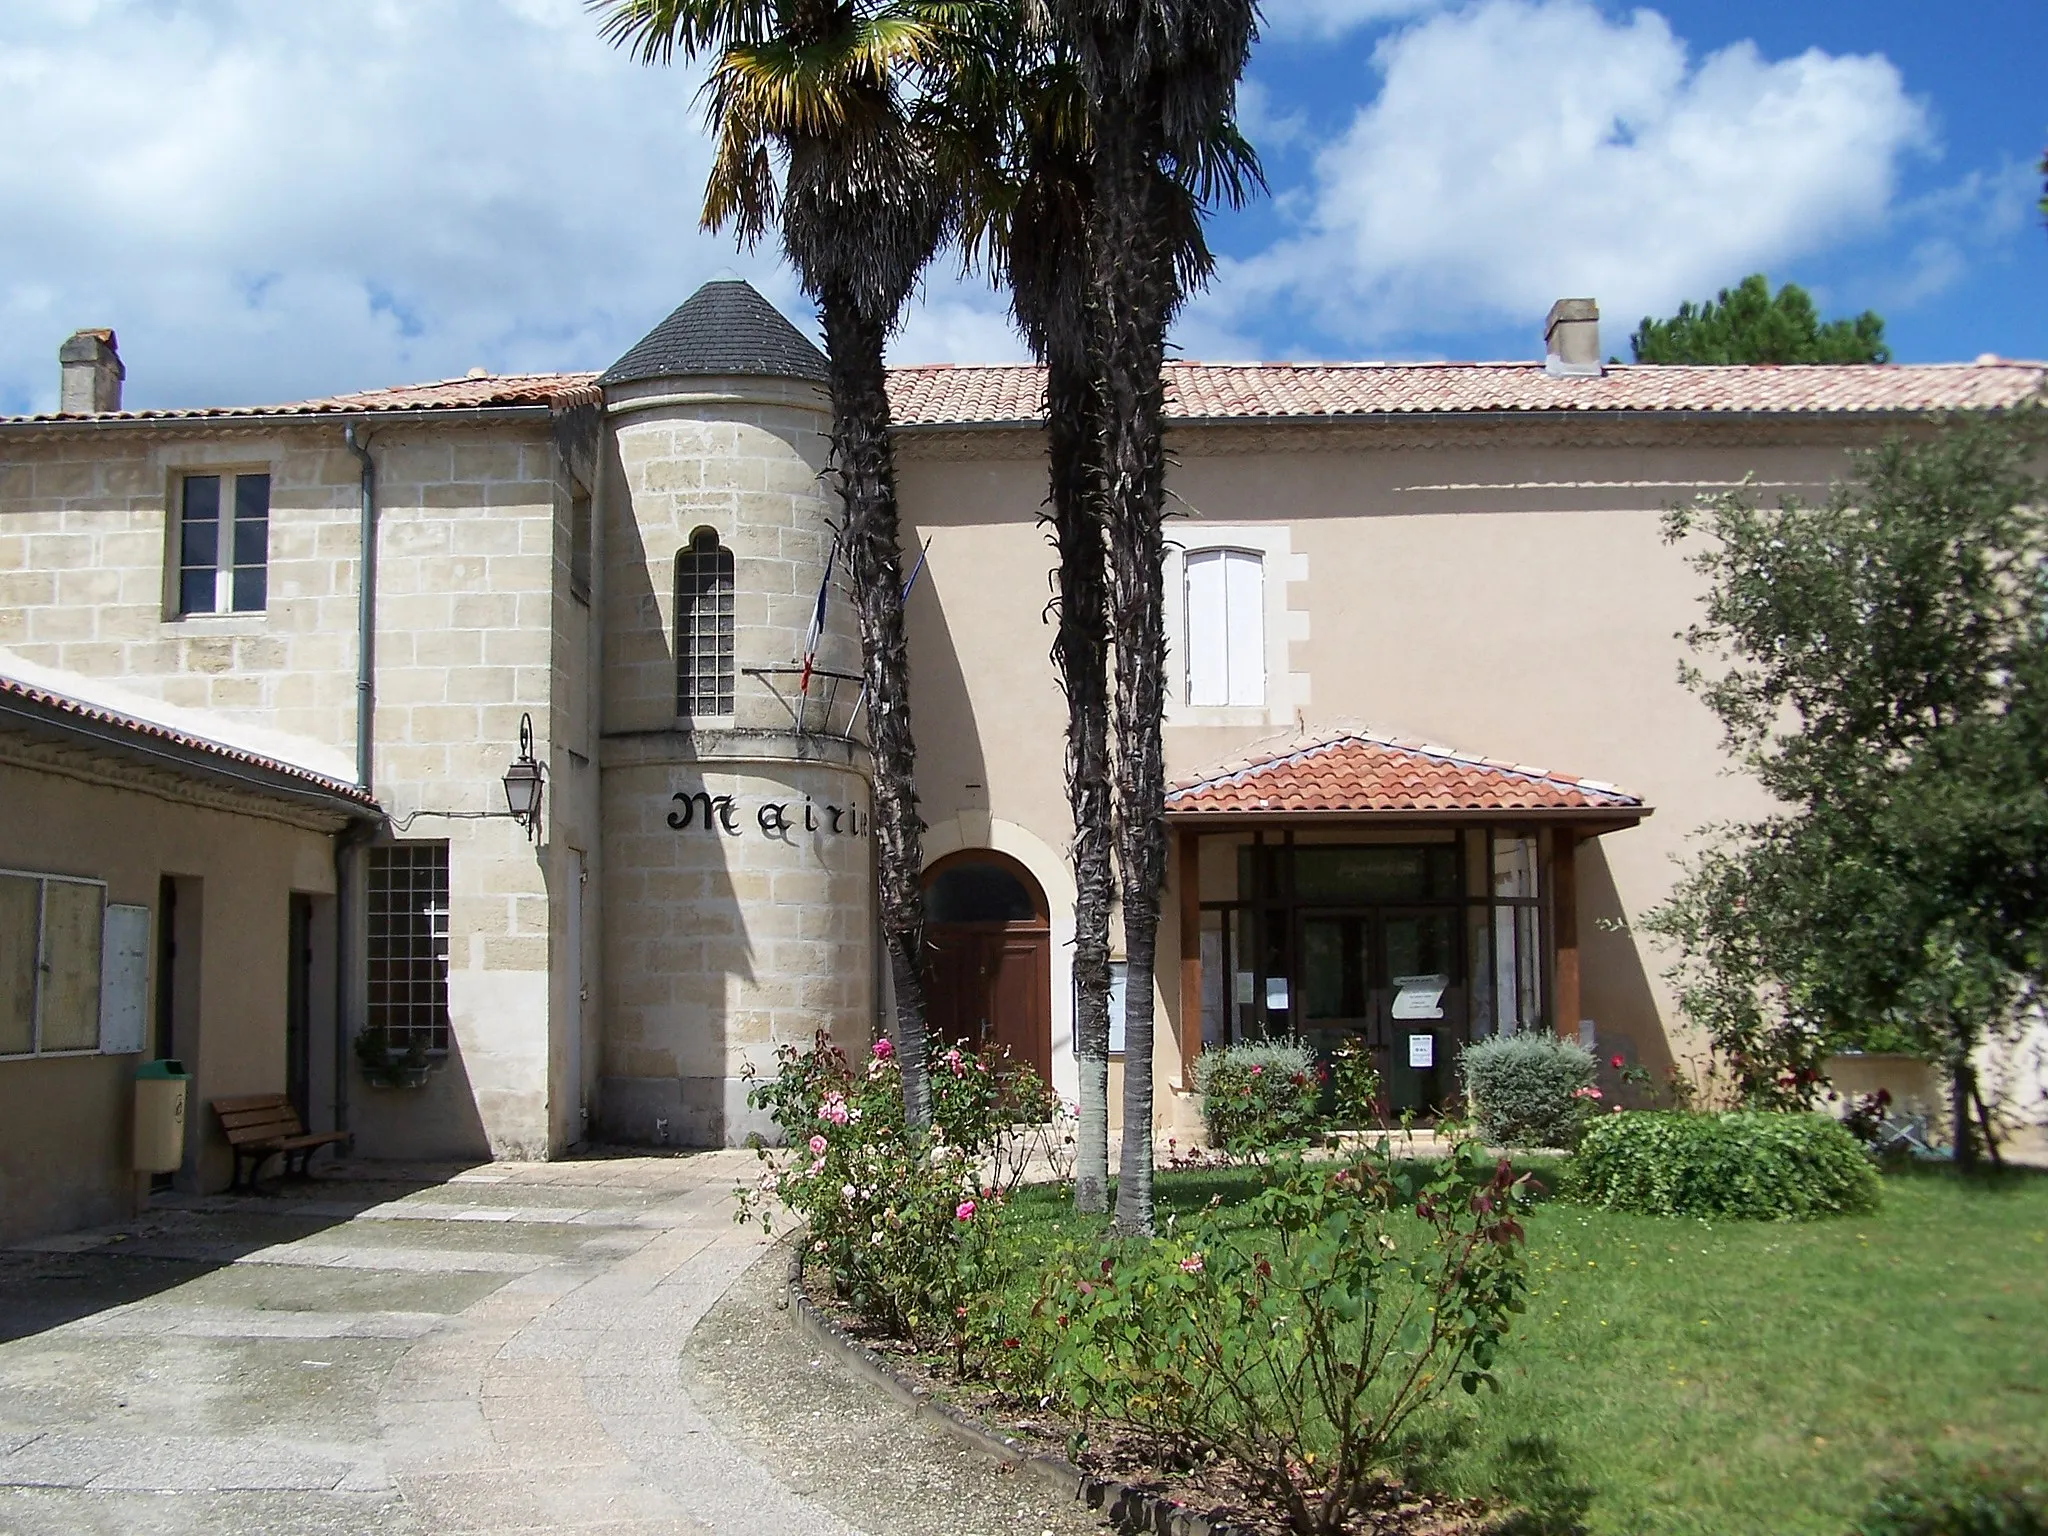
601,280,828,387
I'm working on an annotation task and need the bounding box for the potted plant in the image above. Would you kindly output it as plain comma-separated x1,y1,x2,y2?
354,1026,431,1088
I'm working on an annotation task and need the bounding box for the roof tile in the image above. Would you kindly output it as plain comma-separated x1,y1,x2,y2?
1166,732,1647,817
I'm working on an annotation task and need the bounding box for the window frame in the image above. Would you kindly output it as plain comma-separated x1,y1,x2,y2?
674,527,737,720
365,843,452,1057
170,467,272,617
0,867,108,1061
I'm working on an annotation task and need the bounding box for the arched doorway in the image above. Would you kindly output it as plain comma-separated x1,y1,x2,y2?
921,851,1052,1084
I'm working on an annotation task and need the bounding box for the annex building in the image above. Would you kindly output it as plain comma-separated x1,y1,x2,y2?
3,282,2042,1240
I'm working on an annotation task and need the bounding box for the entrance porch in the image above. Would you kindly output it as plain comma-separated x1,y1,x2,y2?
1167,733,1650,1115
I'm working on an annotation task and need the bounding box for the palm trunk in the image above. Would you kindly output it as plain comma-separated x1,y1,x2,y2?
1087,108,1175,1240
1048,348,1115,1214
820,290,931,1130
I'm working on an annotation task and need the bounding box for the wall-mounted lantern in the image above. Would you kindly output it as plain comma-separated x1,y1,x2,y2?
502,712,546,843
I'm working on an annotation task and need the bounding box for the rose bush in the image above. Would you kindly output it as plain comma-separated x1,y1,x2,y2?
1192,1041,1324,1155
1029,1138,1535,1536
736,1033,1062,1357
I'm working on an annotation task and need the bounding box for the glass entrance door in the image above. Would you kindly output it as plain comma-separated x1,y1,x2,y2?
1296,906,1464,1114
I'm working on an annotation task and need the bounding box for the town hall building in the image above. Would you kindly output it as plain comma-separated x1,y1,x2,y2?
2,281,2040,1241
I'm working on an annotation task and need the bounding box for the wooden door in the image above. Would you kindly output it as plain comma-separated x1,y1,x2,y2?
922,925,1052,1084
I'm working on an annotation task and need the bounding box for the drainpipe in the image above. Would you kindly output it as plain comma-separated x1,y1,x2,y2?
332,816,374,1148
337,423,379,1152
343,423,378,791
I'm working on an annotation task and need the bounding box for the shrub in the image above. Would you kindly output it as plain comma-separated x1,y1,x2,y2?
1461,1035,1599,1148
1565,1110,1881,1221
1849,1459,2048,1536
736,1033,1051,1354
1034,1140,1536,1536
1327,1035,1384,1128
1194,1041,1322,1154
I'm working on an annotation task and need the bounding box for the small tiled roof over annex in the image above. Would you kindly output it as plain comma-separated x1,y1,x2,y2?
888,358,2047,427
0,672,377,813
1166,733,1649,822
1,372,602,426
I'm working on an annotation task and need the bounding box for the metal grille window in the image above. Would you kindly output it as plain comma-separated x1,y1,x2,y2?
675,529,735,717
177,472,270,615
367,844,451,1054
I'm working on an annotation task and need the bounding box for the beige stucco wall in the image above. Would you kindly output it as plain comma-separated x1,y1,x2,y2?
894,418,1894,1134
0,759,335,1243
0,413,593,1162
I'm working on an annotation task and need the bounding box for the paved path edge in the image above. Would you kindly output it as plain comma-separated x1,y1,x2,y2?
781,1245,1253,1536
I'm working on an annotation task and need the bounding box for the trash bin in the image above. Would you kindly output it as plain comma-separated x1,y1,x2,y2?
134,1058,191,1173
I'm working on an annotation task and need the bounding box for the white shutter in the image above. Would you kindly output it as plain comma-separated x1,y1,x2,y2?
1223,551,1265,705
99,904,150,1055
1184,550,1230,706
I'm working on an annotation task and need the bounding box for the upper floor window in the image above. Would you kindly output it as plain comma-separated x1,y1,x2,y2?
1184,547,1264,707
177,472,270,615
676,529,735,717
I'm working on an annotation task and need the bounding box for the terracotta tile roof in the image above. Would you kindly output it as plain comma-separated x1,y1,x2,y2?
1166,732,1648,818
0,671,377,811
3,372,601,425
888,359,2047,426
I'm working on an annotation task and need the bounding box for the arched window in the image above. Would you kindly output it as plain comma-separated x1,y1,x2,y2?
675,529,735,717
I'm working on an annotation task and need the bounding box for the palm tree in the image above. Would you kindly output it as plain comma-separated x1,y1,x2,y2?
593,0,972,1129
1046,0,1259,1236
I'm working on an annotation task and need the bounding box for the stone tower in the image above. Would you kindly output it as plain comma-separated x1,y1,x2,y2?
596,281,873,1146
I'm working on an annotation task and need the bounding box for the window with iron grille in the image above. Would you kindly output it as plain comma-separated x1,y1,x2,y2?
675,529,735,717
367,844,450,1053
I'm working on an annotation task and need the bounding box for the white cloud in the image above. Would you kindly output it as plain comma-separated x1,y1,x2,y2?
1213,0,1930,352
1259,0,1446,42
0,0,994,413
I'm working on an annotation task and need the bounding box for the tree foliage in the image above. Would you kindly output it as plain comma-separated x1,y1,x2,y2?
1647,416,2048,1165
1631,273,1889,365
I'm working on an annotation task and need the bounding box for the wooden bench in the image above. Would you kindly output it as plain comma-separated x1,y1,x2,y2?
212,1095,348,1192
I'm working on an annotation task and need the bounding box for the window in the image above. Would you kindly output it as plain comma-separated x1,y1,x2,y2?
1073,961,1129,1056
176,472,270,615
367,844,450,1054
675,529,735,717
0,870,104,1057
569,489,593,604
1184,548,1263,707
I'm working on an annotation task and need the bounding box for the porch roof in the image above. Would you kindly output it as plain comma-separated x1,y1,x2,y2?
1165,732,1650,829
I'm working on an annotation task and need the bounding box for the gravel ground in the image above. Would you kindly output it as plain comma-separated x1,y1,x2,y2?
680,1246,1117,1536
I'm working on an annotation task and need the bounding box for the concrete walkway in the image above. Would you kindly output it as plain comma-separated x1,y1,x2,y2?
0,1152,867,1536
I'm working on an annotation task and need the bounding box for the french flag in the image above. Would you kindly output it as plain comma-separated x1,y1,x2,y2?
799,539,836,697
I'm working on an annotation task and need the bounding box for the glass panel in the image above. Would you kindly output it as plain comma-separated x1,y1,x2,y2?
1494,835,1538,899
233,472,270,529
1465,905,1495,1038
1385,911,1456,991
179,569,216,614
675,533,736,716
1200,914,1226,1048
231,566,267,612
1495,904,1543,1033
1106,961,1128,1055
38,881,103,1051
0,875,38,1054
925,863,1038,924
1295,846,1457,903
1302,918,1347,1020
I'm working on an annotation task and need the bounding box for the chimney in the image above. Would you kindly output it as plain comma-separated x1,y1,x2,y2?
59,328,125,413
1543,299,1601,377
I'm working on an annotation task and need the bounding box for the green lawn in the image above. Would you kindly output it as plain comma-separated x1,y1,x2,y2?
997,1162,2048,1535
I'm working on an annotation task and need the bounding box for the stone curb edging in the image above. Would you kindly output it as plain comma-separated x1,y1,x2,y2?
783,1244,1256,1536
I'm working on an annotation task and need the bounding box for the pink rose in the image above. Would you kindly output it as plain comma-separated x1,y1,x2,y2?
955,1200,977,1221
1180,1253,1204,1274
872,1038,894,1059
1610,1054,1625,1070
808,1134,828,1156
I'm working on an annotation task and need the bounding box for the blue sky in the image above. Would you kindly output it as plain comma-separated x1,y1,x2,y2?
1,0,2042,413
